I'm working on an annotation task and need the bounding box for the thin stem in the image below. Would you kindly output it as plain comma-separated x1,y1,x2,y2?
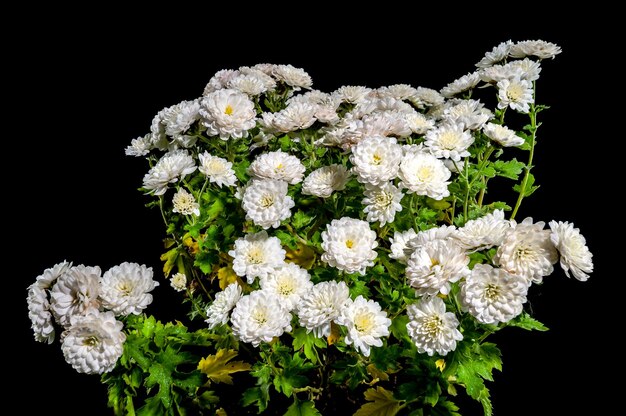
511,103,538,220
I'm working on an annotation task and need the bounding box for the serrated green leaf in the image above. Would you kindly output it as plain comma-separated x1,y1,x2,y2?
349,279,372,298
292,328,326,364
354,386,401,416
198,349,251,385
492,159,525,180
284,400,322,416
145,362,172,408
513,172,539,197
292,210,315,229
508,312,549,331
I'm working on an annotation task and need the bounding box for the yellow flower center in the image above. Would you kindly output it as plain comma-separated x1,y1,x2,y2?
259,194,275,208
354,312,375,334
83,335,100,347
438,131,460,150
372,153,382,165
345,240,354,249
417,166,434,181
116,281,133,296
224,104,234,115
485,283,500,301
276,277,296,296
507,84,525,102
423,315,443,337
252,308,268,325
247,246,264,264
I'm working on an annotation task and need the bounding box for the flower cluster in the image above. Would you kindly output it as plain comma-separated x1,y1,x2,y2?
31,40,593,415
28,261,158,374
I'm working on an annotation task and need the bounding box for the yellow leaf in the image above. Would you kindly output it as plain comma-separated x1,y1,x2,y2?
366,364,389,384
183,235,200,255
160,247,179,277
198,349,251,385
217,266,238,290
285,243,316,269
327,321,340,345
354,386,401,416
435,358,446,372
215,408,227,416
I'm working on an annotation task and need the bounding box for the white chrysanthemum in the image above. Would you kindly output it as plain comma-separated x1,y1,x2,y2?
441,72,481,98
362,182,403,226
272,64,313,90
228,73,270,96
406,296,463,356
142,150,197,195
50,265,101,327
411,87,445,109
509,40,562,59
332,85,373,104
406,240,470,296
321,217,378,275
198,151,237,188
461,264,529,325
497,77,534,113
149,109,169,150
549,221,594,282
251,63,278,76
405,111,435,135
337,296,391,357
389,229,418,264
361,111,412,138
27,262,71,343
61,310,125,374
229,231,286,283
482,123,524,147
476,40,513,68
240,66,278,90
424,122,473,161
442,99,492,131
454,210,511,251
301,164,351,198
170,273,187,292
508,58,542,82
205,283,243,329
203,69,240,95
297,281,350,337
380,84,419,100
125,135,152,157
230,290,292,347
172,188,200,216
269,102,317,133
162,99,201,140
495,217,558,284
28,285,56,343
479,63,521,83
242,179,294,229
248,151,305,184
404,225,458,258
398,150,451,200
350,136,403,185
200,89,257,140
259,263,313,312
99,262,158,317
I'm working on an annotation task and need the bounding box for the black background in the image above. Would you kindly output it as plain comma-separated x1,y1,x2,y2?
9,10,613,415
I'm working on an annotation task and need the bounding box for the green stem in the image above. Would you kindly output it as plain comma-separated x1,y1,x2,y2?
511,103,538,220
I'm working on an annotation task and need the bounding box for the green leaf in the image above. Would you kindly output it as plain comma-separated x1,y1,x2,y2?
390,315,410,342
292,327,326,364
292,210,315,229
284,400,322,416
349,279,372,298
198,349,251,385
492,159,525,180
445,342,502,416
275,229,298,250
354,386,401,416
145,362,173,408
513,172,539,197
508,312,549,331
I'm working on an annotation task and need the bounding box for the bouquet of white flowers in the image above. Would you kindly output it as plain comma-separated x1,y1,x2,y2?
28,40,593,415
